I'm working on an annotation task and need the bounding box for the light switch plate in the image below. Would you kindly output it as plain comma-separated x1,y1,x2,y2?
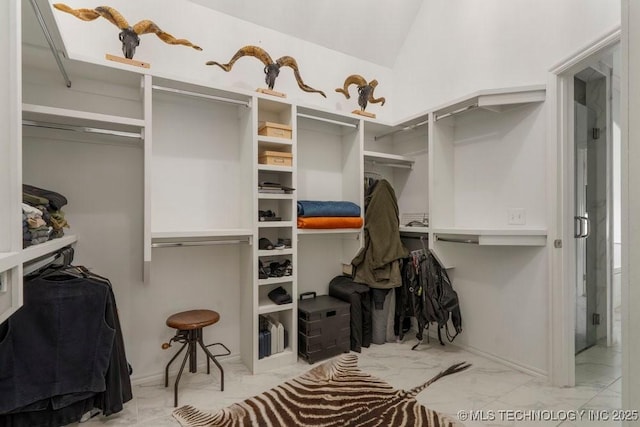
508,208,526,225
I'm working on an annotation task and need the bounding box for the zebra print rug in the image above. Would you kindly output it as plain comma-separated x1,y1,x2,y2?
173,354,470,427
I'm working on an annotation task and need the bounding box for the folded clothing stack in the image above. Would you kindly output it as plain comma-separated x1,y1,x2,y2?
22,204,52,248
22,184,70,247
296,200,363,229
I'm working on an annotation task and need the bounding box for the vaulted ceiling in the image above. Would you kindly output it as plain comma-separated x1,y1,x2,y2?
187,0,424,68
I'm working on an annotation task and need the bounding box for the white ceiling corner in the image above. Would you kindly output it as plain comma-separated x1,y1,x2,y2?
187,0,424,68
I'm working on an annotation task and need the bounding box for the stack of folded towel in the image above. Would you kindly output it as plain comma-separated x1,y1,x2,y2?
297,200,363,229
22,184,70,247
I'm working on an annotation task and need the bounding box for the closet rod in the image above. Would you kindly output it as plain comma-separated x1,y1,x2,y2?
151,239,250,248
434,104,478,121
29,0,71,88
435,235,479,244
22,120,143,139
364,159,413,169
400,234,428,240
374,119,428,141
152,85,251,108
297,113,358,129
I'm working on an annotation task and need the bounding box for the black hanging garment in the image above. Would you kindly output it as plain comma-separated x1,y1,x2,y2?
0,266,132,427
395,250,463,349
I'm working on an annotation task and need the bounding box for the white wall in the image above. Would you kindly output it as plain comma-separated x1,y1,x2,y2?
393,0,621,118
48,0,394,122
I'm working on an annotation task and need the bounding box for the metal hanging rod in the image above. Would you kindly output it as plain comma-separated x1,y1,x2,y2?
434,104,478,121
400,234,428,240
434,235,479,244
22,120,143,140
29,0,71,88
152,85,251,108
151,238,250,248
364,159,413,169
297,113,358,129
374,118,428,141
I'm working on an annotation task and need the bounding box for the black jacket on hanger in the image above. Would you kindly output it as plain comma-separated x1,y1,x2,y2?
0,266,132,427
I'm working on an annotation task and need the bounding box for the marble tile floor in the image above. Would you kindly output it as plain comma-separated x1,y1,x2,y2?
72,338,622,427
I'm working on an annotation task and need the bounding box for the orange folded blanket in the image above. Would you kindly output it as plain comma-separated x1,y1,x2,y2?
297,216,363,229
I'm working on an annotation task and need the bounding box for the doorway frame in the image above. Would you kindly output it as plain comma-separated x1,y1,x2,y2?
547,27,621,387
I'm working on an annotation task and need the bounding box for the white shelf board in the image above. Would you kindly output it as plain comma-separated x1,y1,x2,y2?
255,349,295,371
257,164,293,173
433,85,546,120
259,221,294,228
22,103,145,130
258,276,294,287
364,151,415,168
257,135,293,146
258,248,294,257
432,227,547,246
22,235,78,264
258,301,294,314
297,228,362,235
258,193,294,200
151,229,253,240
0,252,20,273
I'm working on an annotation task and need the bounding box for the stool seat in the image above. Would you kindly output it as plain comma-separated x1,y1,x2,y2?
166,309,220,330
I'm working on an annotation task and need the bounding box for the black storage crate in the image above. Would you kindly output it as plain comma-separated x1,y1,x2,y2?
298,292,350,363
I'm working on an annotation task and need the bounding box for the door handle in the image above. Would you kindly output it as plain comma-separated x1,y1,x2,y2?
574,216,589,238
582,215,590,238
574,216,584,238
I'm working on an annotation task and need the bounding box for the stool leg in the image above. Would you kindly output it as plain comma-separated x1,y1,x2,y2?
173,345,191,407
188,330,198,373
198,337,224,391
164,342,188,388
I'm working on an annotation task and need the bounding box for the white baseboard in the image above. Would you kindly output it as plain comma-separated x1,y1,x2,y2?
421,329,548,379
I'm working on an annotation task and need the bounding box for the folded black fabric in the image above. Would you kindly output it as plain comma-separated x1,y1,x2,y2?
268,286,292,305
23,184,68,211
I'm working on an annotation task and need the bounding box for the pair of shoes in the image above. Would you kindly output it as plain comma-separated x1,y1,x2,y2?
268,260,292,277
259,260,269,279
268,286,292,305
259,210,281,222
259,237,286,250
277,238,291,248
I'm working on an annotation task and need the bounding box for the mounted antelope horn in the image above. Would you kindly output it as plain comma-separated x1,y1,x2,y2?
207,45,326,98
53,3,202,60
336,74,386,111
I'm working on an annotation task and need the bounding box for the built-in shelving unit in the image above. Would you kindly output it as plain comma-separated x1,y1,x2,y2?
245,96,298,374
429,85,547,267
295,107,363,298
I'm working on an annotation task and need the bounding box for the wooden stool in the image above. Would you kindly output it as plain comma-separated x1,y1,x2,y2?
162,309,230,407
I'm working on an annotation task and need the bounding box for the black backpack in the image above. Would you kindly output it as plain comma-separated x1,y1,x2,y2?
396,246,462,349
423,252,463,345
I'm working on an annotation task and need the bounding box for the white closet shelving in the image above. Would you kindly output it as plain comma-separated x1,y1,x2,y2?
246,96,297,373
296,107,363,298
363,115,430,242
147,77,253,259
21,234,78,263
429,85,547,267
